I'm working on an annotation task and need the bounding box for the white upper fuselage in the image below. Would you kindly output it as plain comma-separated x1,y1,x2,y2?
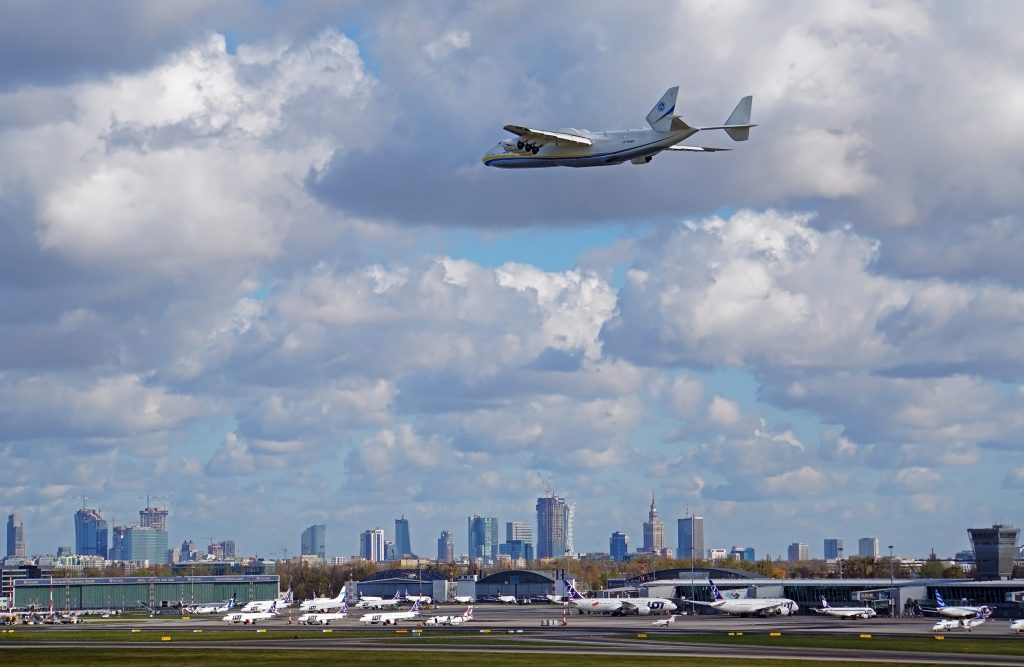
1010,619,1024,632
223,609,276,623
298,610,347,624
483,127,698,169
934,605,989,619
933,616,987,632
701,597,799,616
569,596,677,615
817,606,876,619
300,595,346,612
359,608,418,625
191,601,233,614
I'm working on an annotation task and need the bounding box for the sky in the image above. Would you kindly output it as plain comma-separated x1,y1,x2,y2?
2,0,1023,562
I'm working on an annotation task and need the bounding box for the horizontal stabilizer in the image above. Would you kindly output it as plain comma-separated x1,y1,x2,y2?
665,145,731,152
722,95,753,141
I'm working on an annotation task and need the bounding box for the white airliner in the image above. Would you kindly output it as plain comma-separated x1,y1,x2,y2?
688,579,799,617
299,601,348,625
923,591,991,619
482,87,754,169
359,599,421,625
451,595,475,604
652,614,678,627
190,596,235,615
562,580,677,616
223,600,278,624
240,587,292,613
813,598,877,619
497,594,518,604
933,610,990,633
357,591,403,609
1010,618,1024,633
404,590,432,605
300,590,347,613
424,607,474,626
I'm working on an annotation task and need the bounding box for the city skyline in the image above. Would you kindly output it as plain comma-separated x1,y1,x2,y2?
1,4,1023,559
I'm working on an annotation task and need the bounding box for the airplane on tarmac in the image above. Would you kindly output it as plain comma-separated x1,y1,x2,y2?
482,87,754,169
497,594,518,604
223,600,278,625
562,579,677,616
189,596,235,615
424,607,474,626
240,587,292,613
404,590,432,605
451,595,475,604
1010,618,1024,633
922,591,991,619
300,590,347,613
652,614,678,627
813,597,877,619
687,579,799,617
357,591,403,609
299,601,348,625
933,609,990,632
359,599,421,625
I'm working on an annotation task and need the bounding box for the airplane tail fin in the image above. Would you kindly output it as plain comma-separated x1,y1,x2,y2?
722,96,754,141
411,600,421,613
646,87,679,132
821,597,830,608
561,579,584,600
935,591,946,607
708,579,724,601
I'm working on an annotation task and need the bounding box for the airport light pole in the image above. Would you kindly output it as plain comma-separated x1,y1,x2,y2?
888,545,895,618
838,545,843,579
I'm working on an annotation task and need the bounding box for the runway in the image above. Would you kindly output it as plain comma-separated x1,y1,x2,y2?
4,603,1022,666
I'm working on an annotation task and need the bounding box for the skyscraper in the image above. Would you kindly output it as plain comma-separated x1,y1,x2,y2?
506,521,533,546
968,524,1020,580
824,538,843,560
642,492,665,554
610,531,630,562
395,515,413,557
437,530,454,562
301,524,327,560
536,495,567,559
678,515,704,561
360,528,385,562
788,542,808,561
139,504,168,532
110,526,168,564
6,513,26,558
858,537,879,558
220,539,236,560
74,507,108,558
467,515,498,560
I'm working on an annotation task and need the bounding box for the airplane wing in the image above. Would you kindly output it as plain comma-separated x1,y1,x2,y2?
664,145,731,152
503,125,592,146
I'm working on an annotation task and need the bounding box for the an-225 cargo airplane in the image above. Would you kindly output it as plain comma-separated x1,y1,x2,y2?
482,87,753,168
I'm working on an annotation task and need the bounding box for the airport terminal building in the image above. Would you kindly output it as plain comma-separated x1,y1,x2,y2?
12,575,279,611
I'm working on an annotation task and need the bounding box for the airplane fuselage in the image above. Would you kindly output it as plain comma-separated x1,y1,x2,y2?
708,598,799,616
483,127,698,169
299,611,347,625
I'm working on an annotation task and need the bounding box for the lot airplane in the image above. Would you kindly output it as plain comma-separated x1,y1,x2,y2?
403,590,432,605
813,598,877,619
497,594,518,604
359,599,421,625
562,579,676,616
241,587,292,613
300,590,347,613
424,607,474,626
1010,618,1024,633
923,591,991,619
688,579,799,617
223,600,278,624
483,87,753,169
357,591,403,609
299,601,348,625
190,596,235,615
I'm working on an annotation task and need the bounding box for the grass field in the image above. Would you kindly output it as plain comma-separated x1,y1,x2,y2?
648,631,1024,656
0,648,927,667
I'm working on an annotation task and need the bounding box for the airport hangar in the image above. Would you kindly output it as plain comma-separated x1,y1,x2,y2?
605,567,1024,618
12,575,279,611
354,569,565,602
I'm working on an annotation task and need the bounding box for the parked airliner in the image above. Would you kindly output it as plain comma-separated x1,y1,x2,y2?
813,598,877,619
688,579,799,617
923,591,991,619
562,579,676,616
359,599,421,625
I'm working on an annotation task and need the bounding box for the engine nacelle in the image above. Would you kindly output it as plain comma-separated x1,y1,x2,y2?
630,155,654,164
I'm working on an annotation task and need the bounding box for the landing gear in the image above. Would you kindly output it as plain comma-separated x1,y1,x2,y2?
517,141,525,150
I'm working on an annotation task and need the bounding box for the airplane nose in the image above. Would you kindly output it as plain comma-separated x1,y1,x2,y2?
666,602,677,612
